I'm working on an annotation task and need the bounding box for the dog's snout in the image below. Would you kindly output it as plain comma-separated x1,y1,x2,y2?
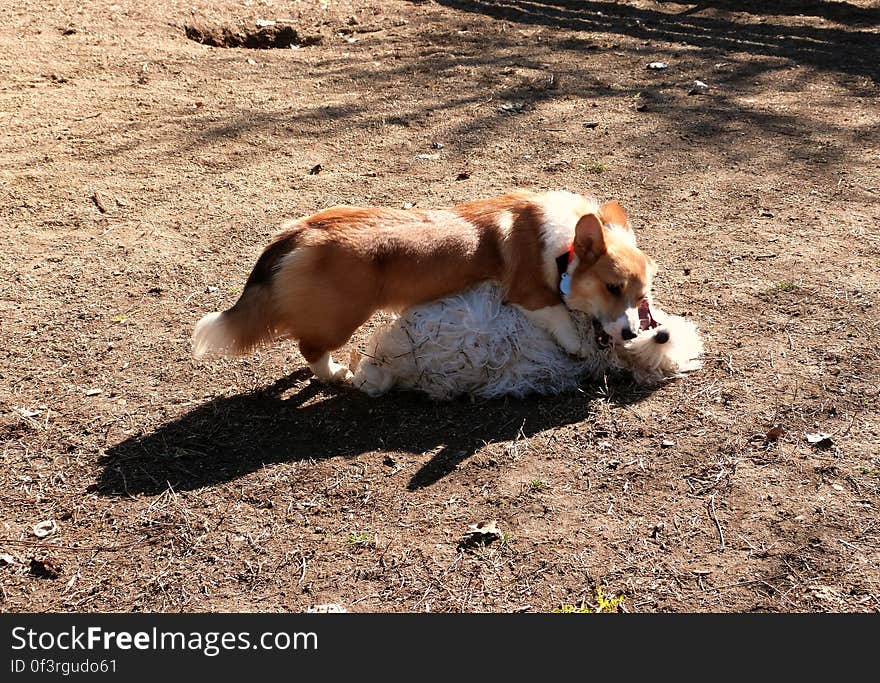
621,328,637,341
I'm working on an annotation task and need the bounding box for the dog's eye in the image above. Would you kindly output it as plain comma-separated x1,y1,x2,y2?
605,283,622,296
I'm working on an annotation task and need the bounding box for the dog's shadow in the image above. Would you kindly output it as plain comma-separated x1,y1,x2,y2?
97,369,655,496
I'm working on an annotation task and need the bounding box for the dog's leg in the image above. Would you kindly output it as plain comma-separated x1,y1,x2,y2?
515,304,587,357
307,351,353,383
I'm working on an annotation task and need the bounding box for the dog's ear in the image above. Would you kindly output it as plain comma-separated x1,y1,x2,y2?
599,200,631,232
573,213,606,265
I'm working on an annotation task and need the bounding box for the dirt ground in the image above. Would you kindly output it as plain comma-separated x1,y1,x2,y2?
1,0,879,613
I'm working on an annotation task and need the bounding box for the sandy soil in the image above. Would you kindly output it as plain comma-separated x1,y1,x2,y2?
1,0,879,612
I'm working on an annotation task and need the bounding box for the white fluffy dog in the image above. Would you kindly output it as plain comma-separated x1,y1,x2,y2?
351,283,703,400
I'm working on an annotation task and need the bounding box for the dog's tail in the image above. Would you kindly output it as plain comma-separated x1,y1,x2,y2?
192,231,296,358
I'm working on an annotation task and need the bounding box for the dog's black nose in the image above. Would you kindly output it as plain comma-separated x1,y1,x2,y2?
621,328,637,341
654,329,670,344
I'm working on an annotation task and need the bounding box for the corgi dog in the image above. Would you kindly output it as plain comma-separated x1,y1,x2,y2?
193,191,657,382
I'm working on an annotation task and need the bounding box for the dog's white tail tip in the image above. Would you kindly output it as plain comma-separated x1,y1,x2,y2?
192,311,228,358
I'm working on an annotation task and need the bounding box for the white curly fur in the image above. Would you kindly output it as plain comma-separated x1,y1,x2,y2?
351,283,703,400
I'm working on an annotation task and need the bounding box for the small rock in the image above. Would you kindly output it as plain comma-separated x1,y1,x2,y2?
583,121,599,129
760,209,774,218
688,80,709,95
308,163,323,175
460,520,504,549
661,439,676,448
247,58,257,65
401,202,414,210
415,153,440,161
455,171,470,181
431,142,445,149
255,19,276,28
499,101,525,114
0,553,17,566
647,61,668,70
805,432,834,449
84,388,102,397
206,286,219,293
307,603,347,613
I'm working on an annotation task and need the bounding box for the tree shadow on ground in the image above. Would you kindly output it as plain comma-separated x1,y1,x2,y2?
427,0,879,81
97,369,653,495
93,0,877,175
655,0,879,25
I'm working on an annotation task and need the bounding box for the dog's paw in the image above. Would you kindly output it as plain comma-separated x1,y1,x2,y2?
353,367,395,397
330,365,354,383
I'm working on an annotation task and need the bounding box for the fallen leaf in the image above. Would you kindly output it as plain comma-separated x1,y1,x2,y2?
33,519,58,538
765,426,785,442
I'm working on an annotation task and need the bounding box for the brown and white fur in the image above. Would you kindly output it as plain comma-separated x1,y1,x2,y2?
193,191,655,382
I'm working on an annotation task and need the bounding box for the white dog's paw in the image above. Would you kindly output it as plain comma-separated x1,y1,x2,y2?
332,365,354,384
352,366,395,397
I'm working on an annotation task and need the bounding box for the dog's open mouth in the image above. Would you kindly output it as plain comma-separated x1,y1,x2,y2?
639,298,659,331
593,299,659,348
592,319,612,348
